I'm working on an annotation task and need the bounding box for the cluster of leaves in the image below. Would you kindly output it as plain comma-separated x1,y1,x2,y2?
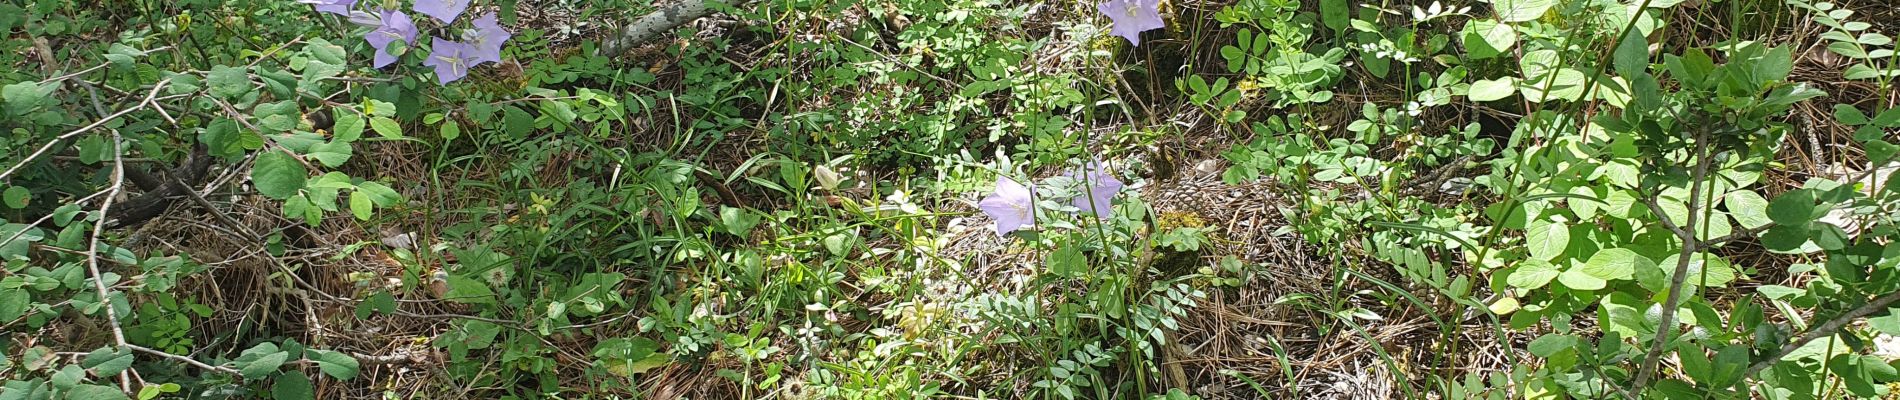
1206,0,1900,397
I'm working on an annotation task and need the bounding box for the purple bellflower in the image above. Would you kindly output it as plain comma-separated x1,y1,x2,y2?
364,9,417,69
414,0,472,24
346,10,384,27
978,175,1036,236
423,37,476,84
1097,0,1165,46
299,0,355,16
1067,161,1124,218
465,12,512,66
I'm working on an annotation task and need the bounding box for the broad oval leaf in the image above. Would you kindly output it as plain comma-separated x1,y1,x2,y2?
1581,248,1653,281
1525,219,1569,261
252,151,308,200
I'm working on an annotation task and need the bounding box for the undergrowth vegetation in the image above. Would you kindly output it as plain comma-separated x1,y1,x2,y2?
2,0,1899,398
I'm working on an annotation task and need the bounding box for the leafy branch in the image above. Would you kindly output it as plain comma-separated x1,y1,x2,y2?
1740,290,1900,379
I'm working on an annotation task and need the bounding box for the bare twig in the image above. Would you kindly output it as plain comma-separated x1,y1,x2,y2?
91,117,135,394
128,344,241,376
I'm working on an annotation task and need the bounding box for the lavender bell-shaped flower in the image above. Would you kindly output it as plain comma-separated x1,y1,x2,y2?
465,12,512,66
978,175,1036,236
1067,161,1124,218
1097,0,1165,46
422,37,476,84
413,0,471,24
363,9,417,69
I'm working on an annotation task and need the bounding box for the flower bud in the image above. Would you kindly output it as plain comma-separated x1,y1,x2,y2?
813,165,843,191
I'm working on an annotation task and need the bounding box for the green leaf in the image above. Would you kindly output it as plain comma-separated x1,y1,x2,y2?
307,141,353,167
1557,267,1607,291
255,101,300,132
233,342,289,379
1666,48,1717,87
440,119,461,141
369,117,403,139
305,38,347,65
1691,212,1735,244
0,287,26,323
52,364,84,389
1761,223,1816,254
1507,259,1560,289
66,385,130,400
820,231,853,255
331,110,364,142
1833,104,1870,125
1462,19,1517,59
1492,0,1554,22
1580,248,1651,281
595,337,670,377
1,81,54,116
1874,106,1900,126
1767,189,1818,226
1613,27,1649,77
349,191,373,221
1525,219,1569,261
504,106,534,137
1521,68,1589,102
1049,245,1086,277
305,350,360,380
208,65,251,99
1527,334,1578,357
1724,190,1773,229
1811,223,1849,250
354,181,402,206
1754,45,1795,83
461,321,502,349
355,291,396,319
82,347,134,376
1319,0,1349,32
271,372,313,400
1598,293,1650,337
1660,253,1738,287
252,151,308,199
1867,308,1900,336
444,274,497,304
3,186,28,208
1757,285,1805,300
1468,77,1517,101
717,206,761,236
